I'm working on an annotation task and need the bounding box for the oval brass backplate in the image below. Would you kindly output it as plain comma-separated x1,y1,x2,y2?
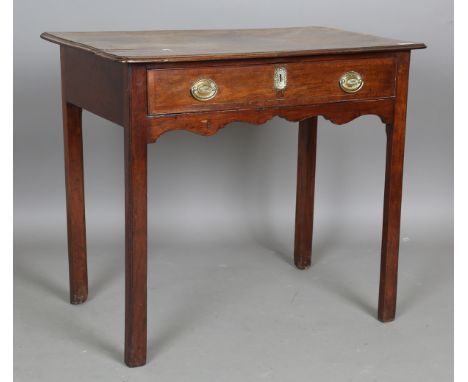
191,78,218,101
339,71,364,93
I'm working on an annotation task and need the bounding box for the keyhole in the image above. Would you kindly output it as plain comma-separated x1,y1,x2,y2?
274,67,287,90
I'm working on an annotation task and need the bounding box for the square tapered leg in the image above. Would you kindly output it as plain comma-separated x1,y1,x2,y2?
62,101,88,304
294,117,318,269
124,66,148,367
378,52,410,322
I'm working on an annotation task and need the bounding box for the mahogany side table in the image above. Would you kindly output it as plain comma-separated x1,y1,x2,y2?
40,27,425,367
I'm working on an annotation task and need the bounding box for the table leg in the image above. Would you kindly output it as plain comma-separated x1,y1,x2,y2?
294,117,318,269
378,52,410,322
124,121,148,367
62,101,88,304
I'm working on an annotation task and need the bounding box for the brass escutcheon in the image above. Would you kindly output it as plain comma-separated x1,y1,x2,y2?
339,71,364,93
274,67,287,90
191,78,218,101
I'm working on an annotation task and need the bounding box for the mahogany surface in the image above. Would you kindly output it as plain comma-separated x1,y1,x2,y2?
294,117,318,270
41,26,424,63
41,26,425,367
147,55,397,114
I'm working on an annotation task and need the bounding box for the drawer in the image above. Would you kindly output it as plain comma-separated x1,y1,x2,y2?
147,57,396,115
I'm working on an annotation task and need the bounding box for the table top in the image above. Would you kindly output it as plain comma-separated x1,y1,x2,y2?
41,26,425,63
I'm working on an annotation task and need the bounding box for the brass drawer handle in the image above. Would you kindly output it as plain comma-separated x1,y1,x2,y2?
191,78,218,101
339,71,364,93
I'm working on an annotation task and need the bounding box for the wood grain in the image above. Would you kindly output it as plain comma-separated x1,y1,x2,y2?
60,46,127,126
41,27,425,63
146,98,395,142
147,56,396,114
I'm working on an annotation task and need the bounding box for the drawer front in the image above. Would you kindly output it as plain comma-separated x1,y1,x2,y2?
147,57,396,115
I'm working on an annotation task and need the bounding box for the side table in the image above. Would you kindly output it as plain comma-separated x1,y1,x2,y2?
41,26,425,367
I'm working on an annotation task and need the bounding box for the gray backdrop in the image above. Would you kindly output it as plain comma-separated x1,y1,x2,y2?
14,1,453,381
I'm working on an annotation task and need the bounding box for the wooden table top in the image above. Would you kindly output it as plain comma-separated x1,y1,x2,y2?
41,26,425,63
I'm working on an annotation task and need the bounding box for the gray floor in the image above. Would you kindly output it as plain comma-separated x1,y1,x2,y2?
14,219,453,381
